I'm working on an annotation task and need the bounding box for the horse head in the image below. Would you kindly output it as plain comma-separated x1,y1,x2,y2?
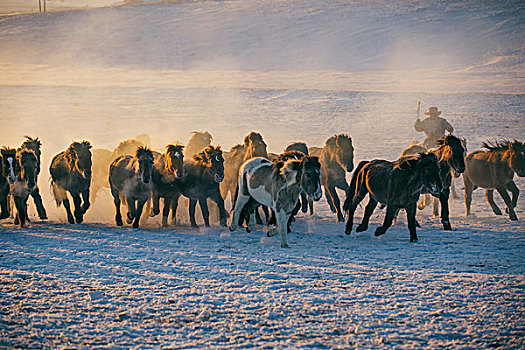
17,149,38,191
244,132,268,160
135,147,154,184
508,140,525,177
285,142,309,155
300,156,322,201
1,147,18,185
416,153,442,195
328,134,354,172
68,141,92,179
195,145,224,183
438,135,466,175
165,144,184,178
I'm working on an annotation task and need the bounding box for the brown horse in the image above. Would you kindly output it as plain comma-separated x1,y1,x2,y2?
400,135,466,230
464,140,525,221
109,147,154,228
10,149,39,228
17,136,47,220
149,144,185,226
50,141,93,224
229,156,322,248
0,148,17,219
221,132,268,203
91,137,149,203
309,134,354,221
343,153,442,242
171,145,227,228
185,131,213,158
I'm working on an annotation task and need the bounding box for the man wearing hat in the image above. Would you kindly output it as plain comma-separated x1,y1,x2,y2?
414,106,454,149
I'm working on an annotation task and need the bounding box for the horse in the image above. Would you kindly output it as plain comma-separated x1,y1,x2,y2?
343,152,442,242
171,145,227,228
149,144,185,226
185,131,213,157
0,148,18,219
50,141,93,224
309,134,354,221
400,135,466,230
16,136,47,220
109,147,154,228
463,140,525,221
91,137,149,203
9,149,39,228
229,156,322,248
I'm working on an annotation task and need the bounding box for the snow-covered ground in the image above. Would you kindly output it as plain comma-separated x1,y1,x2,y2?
0,0,524,348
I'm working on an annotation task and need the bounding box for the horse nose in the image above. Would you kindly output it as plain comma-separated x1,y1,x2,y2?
142,176,150,184
457,165,465,173
177,170,184,177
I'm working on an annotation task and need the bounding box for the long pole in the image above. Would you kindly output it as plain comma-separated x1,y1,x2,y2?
43,0,46,12
39,0,41,13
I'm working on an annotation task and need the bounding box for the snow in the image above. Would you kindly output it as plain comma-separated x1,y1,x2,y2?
1,0,524,348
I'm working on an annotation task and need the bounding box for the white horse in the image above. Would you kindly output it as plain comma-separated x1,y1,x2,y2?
229,156,322,248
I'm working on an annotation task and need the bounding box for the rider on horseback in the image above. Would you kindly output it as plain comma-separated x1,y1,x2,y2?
414,106,454,149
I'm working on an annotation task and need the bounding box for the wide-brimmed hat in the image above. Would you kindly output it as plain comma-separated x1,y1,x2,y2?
424,106,441,116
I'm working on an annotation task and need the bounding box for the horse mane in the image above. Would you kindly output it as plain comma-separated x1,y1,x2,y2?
272,158,301,181
165,144,184,156
135,146,154,160
18,148,37,164
285,142,309,155
278,150,305,162
436,134,462,148
326,133,352,147
194,145,222,165
482,139,518,151
21,136,42,152
1,146,16,155
395,152,437,171
244,132,264,146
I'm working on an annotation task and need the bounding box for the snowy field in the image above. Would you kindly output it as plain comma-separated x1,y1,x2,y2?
1,0,524,348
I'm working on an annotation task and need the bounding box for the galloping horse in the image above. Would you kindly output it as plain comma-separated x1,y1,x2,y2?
309,134,354,221
150,144,185,226
10,149,39,228
0,148,17,219
109,147,154,228
464,140,525,220
50,141,92,224
344,153,442,242
172,145,227,228
18,136,47,220
229,156,322,248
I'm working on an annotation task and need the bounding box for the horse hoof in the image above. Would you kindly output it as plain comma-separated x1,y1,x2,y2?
337,214,344,222
40,216,48,220
509,214,518,221
116,220,123,226
356,224,367,233
281,244,290,249
374,228,385,236
191,223,198,228
415,220,421,228
75,217,83,224
67,217,75,224
410,238,418,242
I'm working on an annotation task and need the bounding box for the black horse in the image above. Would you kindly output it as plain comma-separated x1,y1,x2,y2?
0,148,18,220
18,136,47,220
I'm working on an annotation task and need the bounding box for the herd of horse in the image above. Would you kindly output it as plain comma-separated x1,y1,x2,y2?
0,132,524,248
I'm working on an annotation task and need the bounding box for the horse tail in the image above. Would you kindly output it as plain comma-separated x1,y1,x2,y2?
343,160,368,213
50,180,67,207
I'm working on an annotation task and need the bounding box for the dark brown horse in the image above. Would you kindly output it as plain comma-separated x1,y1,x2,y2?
109,147,154,228
50,141,93,224
91,137,148,203
18,136,47,220
185,131,213,158
464,140,525,220
0,148,17,219
309,134,354,221
343,153,442,242
401,135,466,230
284,143,311,214
149,144,185,226
172,146,227,228
10,149,39,228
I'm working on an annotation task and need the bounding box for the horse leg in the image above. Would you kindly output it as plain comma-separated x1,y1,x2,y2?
62,197,75,224
327,185,343,222
150,190,161,217
356,197,378,233
485,190,502,215
80,188,90,214
161,195,173,227
229,192,251,232
406,203,418,242
344,189,367,235
0,192,9,220
505,181,519,212
463,174,475,216
70,192,83,224
210,190,227,227
170,194,180,225
31,187,47,220
439,188,452,230
450,177,459,199
125,197,136,224
300,192,308,213
324,182,337,213
496,186,518,221
275,210,290,248
308,196,314,215
374,205,397,237
188,199,199,228
13,196,27,228
198,198,211,227
132,199,147,229
111,189,123,226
